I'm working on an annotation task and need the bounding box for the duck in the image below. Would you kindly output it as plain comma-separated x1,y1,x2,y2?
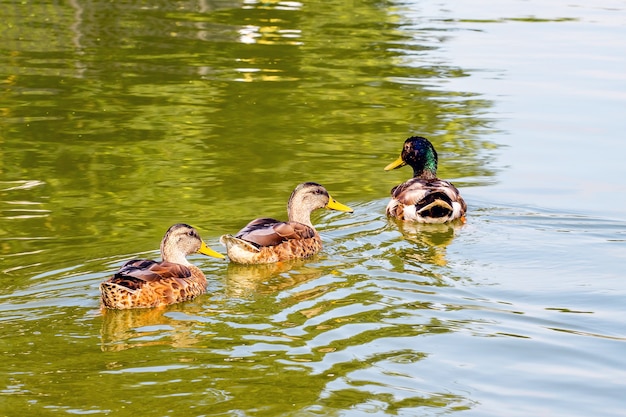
220,182,353,264
384,136,467,223
100,223,224,309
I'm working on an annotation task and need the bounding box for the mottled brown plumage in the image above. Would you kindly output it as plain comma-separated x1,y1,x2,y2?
385,136,467,223
220,182,353,264
100,224,224,309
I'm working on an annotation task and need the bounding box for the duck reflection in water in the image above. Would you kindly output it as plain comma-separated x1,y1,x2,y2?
225,260,322,298
390,218,463,267
99,303,207,352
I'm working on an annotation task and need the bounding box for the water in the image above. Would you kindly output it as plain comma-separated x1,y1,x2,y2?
1,0,625,416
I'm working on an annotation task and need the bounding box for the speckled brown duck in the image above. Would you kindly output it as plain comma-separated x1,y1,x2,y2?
100,223,224,309
220,182,353,264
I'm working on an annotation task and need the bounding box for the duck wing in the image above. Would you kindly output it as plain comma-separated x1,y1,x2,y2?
235,217,316,247
109,259,192,290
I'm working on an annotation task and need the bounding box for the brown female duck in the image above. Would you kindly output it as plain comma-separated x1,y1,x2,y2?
220,182,353,264
385,136,467,223
100,223,224,309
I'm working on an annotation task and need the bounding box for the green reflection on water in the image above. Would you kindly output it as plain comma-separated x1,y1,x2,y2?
1,0,496,268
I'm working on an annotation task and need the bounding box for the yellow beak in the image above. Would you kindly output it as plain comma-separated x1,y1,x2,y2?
198,241,225,259
384,156,406,171
326,195,354,213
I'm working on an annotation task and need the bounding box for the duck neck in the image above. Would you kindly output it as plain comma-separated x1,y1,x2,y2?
414,166,438,180
413,150,438,179
161,242,191,266
287,200,314,228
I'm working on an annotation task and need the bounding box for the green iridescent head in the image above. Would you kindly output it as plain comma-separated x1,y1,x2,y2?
385,136,438,179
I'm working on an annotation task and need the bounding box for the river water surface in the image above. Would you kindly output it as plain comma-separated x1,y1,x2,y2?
1,0,625,416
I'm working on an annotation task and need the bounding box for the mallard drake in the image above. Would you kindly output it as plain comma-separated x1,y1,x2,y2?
384,136,467,223
220,182,353,264
100,223,224,309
